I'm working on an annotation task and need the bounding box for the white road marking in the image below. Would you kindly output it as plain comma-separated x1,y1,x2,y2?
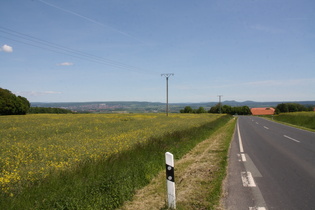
241,154,247,162
263,126,269,130
237,121,244,153
284,135,300,143
238,153,247,162
238,118,267,210
241,171,256,187
249,207,266,210
237,154,241,161
244,155,262,177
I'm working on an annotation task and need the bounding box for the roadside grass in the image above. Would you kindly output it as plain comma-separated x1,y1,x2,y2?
265,112,315,131
120,117,236,210
174,117,235,210
0,114,231,209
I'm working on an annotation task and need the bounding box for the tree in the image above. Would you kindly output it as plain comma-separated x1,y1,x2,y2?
0,88,30,115
208,103,220,113
276,103,289,113
196,106,206,114
208,104,251,115
288,103,298,112
180,106,193,113
222,105,232,114
276,103,310,113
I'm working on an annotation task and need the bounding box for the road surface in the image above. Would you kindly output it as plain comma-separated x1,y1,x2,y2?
224,116,315,210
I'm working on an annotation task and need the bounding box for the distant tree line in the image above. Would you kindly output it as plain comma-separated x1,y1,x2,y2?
180,104,251,115
0,88,30,115
209,104,251,115
29,107,73,114
180,106,207,114
276,103,314,113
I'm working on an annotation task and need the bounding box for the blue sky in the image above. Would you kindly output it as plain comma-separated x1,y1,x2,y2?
1,0,314,103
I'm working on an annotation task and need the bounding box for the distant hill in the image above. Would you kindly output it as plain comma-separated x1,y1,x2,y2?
31,100,315,113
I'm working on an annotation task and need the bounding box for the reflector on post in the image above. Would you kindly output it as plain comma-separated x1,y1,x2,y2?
165,152,176,209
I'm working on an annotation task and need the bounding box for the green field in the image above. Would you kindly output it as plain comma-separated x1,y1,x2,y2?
271,112,315,131
0,113,231,209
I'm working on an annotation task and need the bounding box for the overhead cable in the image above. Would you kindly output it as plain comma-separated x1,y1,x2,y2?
0,26,156,74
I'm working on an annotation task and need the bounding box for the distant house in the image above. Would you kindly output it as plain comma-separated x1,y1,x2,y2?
251,107,275,115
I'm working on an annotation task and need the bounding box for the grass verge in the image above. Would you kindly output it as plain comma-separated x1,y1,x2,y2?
1,115,232,209
264,112,315,131
120,117,236,210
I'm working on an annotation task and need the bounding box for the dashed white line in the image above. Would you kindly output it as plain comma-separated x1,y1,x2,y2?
263,126,269,130
241,171,256,187
284,135,300,143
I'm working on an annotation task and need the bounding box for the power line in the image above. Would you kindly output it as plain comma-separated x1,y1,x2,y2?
0,26,139,71
37,0,145,44
0,26,156,74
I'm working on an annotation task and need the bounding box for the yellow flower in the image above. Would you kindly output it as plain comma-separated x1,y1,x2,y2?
0,113,220,194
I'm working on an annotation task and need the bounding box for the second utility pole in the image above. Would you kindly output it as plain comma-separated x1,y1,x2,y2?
217,95,223,114
161,73,174,116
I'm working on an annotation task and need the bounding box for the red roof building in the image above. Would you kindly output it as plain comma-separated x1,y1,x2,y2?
251,107,275,115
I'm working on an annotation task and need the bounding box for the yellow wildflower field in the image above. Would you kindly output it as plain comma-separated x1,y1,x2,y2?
0,113,220,194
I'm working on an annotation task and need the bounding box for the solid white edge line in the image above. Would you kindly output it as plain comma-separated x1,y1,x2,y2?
284,135,300,143
237,120,244,153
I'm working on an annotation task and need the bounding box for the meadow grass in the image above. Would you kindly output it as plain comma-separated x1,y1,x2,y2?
0,113,230,209
268,112,315,131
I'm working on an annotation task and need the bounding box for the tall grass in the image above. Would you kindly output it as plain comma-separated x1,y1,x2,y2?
0,114,231,209
206,119,235,208
271,112,315,130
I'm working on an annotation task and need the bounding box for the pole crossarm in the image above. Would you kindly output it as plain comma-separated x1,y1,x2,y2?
161,73,174,77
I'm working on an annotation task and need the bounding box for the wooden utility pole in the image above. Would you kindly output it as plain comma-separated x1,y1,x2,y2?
218,95,223,114
161,73,174,116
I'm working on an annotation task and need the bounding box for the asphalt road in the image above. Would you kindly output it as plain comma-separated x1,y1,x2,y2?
224,116,315,210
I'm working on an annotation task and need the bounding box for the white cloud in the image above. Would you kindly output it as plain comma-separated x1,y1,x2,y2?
57,62,74,66
0,44,13,53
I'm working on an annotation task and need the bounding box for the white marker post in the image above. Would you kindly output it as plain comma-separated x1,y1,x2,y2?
165,152,176,209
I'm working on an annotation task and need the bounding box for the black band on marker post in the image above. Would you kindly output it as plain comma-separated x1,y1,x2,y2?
166,164,175,182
